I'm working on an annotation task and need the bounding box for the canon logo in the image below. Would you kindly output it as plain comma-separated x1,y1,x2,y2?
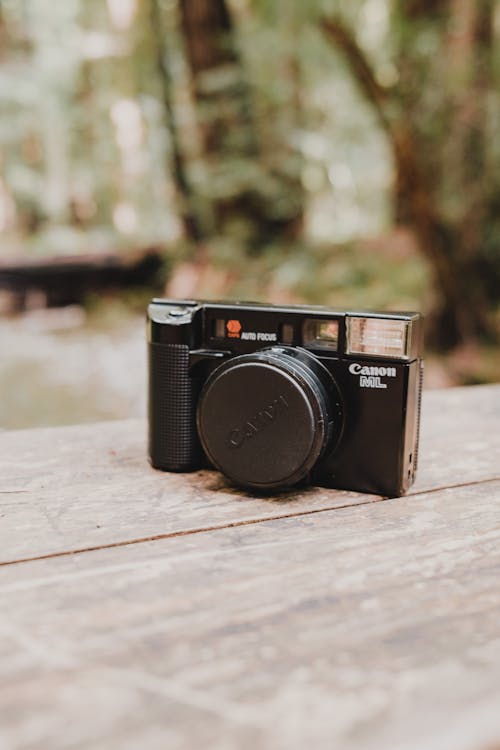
349,363,396,378
228,394,289,448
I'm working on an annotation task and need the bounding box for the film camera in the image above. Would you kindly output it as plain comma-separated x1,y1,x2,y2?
148,299,424,496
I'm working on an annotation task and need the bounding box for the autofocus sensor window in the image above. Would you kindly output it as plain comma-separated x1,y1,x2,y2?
303,319,339,350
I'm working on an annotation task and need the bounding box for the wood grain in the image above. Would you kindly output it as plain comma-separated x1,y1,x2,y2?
1,479,500,750
0,385,499,563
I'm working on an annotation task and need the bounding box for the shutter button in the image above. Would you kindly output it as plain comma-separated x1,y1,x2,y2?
167,307,189,318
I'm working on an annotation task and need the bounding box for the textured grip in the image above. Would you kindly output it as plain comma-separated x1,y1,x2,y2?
148,342,201,471
413,361,424,472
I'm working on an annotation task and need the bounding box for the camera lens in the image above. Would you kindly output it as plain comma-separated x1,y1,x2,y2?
197,347,343,491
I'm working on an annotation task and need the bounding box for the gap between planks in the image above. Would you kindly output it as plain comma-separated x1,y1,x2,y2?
1,475,498,570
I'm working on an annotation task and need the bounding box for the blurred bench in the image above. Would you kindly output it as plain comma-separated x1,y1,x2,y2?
0,247,164,311
0,384,499,750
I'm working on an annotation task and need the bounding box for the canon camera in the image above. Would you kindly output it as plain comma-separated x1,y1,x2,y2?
148,299,424,496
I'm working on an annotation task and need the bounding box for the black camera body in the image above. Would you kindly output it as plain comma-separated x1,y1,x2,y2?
148,299,424,497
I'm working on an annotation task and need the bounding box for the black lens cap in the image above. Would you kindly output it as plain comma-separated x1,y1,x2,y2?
197,347,338,490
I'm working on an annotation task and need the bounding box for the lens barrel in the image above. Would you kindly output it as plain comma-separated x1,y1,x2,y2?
197,347,342,490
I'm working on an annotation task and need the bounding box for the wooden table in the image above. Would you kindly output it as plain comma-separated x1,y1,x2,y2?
1,384,499,750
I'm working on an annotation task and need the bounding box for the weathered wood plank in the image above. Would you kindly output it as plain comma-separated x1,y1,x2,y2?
0,385,498,563
413,383,500,490
1,480,500,750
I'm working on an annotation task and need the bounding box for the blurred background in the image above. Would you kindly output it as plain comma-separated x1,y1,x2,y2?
0,0,499,429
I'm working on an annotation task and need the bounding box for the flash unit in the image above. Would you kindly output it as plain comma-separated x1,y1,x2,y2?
346,316,411,359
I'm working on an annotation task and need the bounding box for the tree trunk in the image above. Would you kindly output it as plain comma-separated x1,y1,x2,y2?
321,11,498,348
178,0,302,244
149,0,205,242
454,0,494,259
179,0,257,159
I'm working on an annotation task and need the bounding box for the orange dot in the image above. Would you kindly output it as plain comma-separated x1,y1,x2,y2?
227,320,242,334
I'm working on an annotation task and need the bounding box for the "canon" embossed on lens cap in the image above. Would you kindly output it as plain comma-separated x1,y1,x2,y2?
196,347,342,490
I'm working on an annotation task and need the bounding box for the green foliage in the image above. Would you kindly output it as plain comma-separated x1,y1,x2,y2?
0,0,395,254
0,0,498,347
174,233,429,313
0,0,182,251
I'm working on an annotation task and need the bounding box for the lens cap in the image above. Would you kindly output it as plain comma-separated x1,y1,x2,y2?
197,348,338,490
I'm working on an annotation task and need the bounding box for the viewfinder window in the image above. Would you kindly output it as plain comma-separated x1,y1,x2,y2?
303,319,339,350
